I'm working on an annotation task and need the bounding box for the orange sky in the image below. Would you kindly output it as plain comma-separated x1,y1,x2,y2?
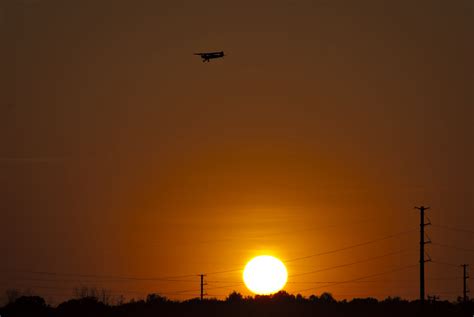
1,0,473,305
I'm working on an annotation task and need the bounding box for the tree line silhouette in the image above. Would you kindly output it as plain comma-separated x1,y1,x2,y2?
1,288,473,317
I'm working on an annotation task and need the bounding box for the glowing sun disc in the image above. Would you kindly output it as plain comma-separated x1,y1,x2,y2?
243,255,288,295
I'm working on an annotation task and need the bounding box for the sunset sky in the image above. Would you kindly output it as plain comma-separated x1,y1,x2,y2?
1,0,473,305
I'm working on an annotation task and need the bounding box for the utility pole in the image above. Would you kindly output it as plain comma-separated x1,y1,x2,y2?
200,274,206,301
415,206,430,305
462,264,469,303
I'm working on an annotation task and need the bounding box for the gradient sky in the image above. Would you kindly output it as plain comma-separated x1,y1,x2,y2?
1,0,473,305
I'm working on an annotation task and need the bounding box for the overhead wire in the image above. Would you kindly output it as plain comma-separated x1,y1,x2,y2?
287,276,462,284
194,220,419,276
431,242,474,253
289,248,415,277
431,260,462,268
189,249,419,295
2,227,420,303
2,269,199,282
1,219,432,302
0,282,200,297
431,224,474,235
293,264,418,293
3,225,418,285
285,228,417,263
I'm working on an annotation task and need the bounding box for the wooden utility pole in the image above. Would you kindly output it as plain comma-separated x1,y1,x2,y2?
415,206,430,305
200,274,206,301
462,264,469,303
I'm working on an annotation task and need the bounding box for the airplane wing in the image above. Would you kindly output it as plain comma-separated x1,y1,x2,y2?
194,52,222,56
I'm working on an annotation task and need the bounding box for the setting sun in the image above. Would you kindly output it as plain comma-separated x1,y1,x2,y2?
243,255,288,295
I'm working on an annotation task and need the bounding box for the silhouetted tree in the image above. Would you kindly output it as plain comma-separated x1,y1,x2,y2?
56,297,107,317
0,290,470,317
271,290,295,302
116,294,125,305
146,293,168,304
308,294,319,302
226,291,243,303
99,288,112,305
350,297,378,305
295,293,305,302
3,295,49,317
73,286,113,304
427,295,440,303
74,286,98,299
319,292,335,303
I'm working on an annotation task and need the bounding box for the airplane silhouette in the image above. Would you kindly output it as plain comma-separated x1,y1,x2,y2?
194,51,225,63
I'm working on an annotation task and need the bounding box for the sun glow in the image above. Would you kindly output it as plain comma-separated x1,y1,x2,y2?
243,255,288,295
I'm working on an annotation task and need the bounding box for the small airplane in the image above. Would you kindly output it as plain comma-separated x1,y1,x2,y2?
194,51,225,63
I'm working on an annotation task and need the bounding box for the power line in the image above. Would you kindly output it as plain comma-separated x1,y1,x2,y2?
431,224,474,235
204,268,243,276
172,287,202,295
2,227,418,285
2,250,406,294
154,250,420,295
3,269,198,282
289,249,415,277
202,249,416,286
1,228,420,303
173,229,418,279
205,280,243,284
287,276,462,284
0,282,201,297
293,264,418,293
432,260,461,268
203,231,417,277
285,228,417,263
4,275,197,284
196,252,430,295
206,283,245,291
1,226,423,302
432,242,474,253
332,289,461,298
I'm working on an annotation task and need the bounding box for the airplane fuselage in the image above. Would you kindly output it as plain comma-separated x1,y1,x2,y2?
194,51,225,62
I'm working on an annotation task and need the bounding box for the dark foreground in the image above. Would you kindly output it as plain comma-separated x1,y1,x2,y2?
1,291,473,317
